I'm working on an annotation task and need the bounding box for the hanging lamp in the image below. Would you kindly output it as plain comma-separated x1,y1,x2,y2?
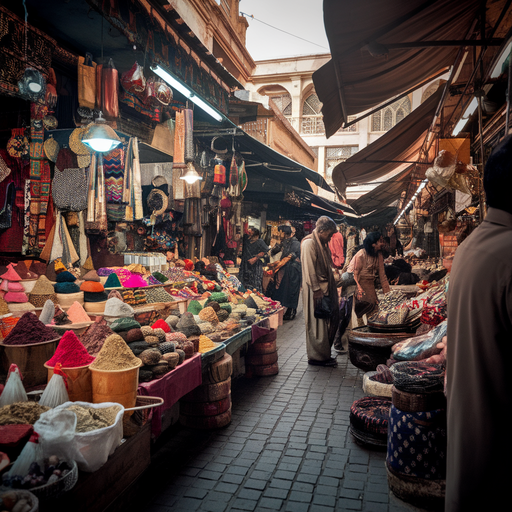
82,112,121,152
180,161,203,184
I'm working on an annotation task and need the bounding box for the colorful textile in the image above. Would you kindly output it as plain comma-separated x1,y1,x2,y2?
104,146,125,203
387,404,447,480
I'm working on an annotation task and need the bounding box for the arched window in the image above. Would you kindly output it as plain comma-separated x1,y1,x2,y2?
371,96,412,132
272,93,292,116
301,93,324,134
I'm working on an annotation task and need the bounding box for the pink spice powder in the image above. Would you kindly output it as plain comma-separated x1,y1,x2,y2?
46,330,95,367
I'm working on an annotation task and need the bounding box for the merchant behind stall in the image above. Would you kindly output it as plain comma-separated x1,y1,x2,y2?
445,134,512,512
267,225,301,320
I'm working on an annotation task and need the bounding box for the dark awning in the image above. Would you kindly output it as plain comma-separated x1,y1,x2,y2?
195,123,334,194
350,165,413,215
332,87,443,196
313,0,483,137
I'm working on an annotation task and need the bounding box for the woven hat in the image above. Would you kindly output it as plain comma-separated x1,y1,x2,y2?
55,271,77,283
104,297,134,319
147,188,168,216
69,127,91,156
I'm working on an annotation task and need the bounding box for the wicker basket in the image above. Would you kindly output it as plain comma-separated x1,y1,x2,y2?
0,490,38,512
391,385,446,413
19,460,78,500
122,395,164,437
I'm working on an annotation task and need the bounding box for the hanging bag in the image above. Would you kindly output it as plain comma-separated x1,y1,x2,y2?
120,61,146,94
102,58,119,118
78,53,97,110
354,289,373,318
52,168,88,212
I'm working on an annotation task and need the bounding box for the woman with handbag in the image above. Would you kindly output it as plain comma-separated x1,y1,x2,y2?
347,231,390,323
301,216,340,367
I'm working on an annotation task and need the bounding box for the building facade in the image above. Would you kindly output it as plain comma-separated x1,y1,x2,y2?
247,54,444,201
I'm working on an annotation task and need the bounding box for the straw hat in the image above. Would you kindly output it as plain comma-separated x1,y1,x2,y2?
69,127,91,156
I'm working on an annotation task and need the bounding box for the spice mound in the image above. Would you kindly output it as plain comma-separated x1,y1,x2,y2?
46,330,95,367
0,402,50,425
90,334,142,370
80,318,114,356
198,335,217,354
2,312,56,345
66,404,121,432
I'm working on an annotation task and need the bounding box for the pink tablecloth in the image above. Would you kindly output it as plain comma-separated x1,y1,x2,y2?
138,353,202,437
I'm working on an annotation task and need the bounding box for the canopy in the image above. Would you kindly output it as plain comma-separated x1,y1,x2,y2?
350,165,413,215
195,122,334,194
313,0,482,137
332,87,443,197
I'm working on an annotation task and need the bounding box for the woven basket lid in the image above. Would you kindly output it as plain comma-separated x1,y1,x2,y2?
43,135,60,163
147,188,168,216
56,292,85,308
69,127,90,156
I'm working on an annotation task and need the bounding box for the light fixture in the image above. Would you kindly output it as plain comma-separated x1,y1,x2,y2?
180,161,203,184
82,112,122,153
394,178,428,225
151,64,224,122
452,97,478,136
17,68,46,102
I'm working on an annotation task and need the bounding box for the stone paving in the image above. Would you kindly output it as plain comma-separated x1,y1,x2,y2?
128,302,434,512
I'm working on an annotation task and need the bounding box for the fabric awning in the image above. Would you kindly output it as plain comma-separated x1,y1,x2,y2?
350,165,413,215
332,87,443,197
313,0,482,137
286,188,359,217
195,122,334,194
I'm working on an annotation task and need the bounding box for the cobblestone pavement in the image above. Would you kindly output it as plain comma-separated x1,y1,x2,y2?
129,303,436,512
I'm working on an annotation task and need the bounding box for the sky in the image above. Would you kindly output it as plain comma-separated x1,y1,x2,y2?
239,0,330,61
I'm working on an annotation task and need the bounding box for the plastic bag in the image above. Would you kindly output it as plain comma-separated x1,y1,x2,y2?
120,61,146,94
392,320,447,361
34,408,77,460
0,364,27,407
45,401,124,472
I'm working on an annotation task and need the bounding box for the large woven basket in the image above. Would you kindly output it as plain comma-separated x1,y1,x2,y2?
56,291,84,308
391,385,446,413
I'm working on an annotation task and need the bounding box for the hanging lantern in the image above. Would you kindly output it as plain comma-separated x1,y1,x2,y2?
18,68,46,102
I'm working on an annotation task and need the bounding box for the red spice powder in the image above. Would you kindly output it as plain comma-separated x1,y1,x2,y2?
46,330,95,367
2,312,56,345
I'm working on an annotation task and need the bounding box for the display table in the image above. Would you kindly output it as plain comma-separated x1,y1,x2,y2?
138,354,202,437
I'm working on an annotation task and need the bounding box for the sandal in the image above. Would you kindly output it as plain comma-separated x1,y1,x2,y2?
308,357,338,367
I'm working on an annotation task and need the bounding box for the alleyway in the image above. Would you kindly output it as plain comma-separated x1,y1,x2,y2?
128,303,434,512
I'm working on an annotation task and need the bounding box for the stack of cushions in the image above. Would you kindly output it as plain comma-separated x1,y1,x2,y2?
54,270,83,307
80,270,108,313
28,275,57,308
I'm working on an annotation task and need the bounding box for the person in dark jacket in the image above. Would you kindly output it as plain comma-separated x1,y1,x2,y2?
268,225,301,320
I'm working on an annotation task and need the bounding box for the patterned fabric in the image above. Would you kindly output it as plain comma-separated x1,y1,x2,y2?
104,147,125,203
387,404,447,480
